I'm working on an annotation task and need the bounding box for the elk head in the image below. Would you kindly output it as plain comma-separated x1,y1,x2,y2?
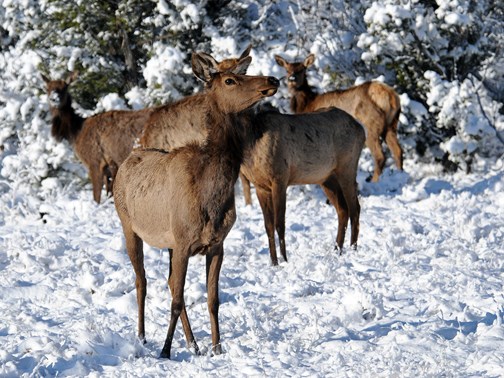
192,52,279,114
41,71,78,110
274,54,315,91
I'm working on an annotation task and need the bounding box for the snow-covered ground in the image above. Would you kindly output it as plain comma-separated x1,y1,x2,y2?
1,156,503,377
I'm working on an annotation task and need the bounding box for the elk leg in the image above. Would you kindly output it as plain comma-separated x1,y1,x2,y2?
160,250,190,359
206,244,224,355
123,224,147,342
239,172,253,206
272,182,288,262
89,165,103,204
367,134,385,182
336,174,361,248
100,161,112,197
162,249,199,358
385,128,403,171
322,175,349,251
106,161,119,196
256,188,279,265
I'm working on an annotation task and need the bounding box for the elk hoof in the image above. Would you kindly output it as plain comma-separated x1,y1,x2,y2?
159,348,171,359
189,341,201,356
212,344,222,356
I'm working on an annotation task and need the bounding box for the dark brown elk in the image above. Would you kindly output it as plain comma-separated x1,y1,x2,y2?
113,52,279,358
275,53,403,182
239,107,366,265
139,45,256,205
42,73,153,203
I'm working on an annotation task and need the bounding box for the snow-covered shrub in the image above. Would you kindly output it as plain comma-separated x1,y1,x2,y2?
357,0,503,170
0,0,503,201
425,71,504,171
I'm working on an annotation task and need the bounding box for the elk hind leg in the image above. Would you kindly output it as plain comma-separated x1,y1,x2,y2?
322,175,349,252
256,188,279,265
89,165,103,204
123,223,147,342
336,173,361,248
206,244,224,355
239,172,253,206
385,127,403,171
272,182,288,263
367,134,386,182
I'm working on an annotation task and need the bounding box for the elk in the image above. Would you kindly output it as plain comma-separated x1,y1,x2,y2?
139,45,256,205
239,107,366,265
42,73,153,203
113,52,279,358
275,53,403,182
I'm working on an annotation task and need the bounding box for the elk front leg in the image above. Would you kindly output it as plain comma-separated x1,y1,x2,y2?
166,249,200,355
206,244,224,355
160,250,190,359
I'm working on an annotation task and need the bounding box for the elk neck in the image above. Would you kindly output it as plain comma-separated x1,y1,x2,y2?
49,94,84,144
290,81,317,114
202,106,246,180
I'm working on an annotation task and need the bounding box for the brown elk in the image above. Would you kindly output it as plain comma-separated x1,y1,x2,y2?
239,107,366,265
42,73,153,203
113,52,279,358
139,45,256,205
275,53,403,182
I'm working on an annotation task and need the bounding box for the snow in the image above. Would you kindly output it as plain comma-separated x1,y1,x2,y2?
95,93,128,112
1,158,503,376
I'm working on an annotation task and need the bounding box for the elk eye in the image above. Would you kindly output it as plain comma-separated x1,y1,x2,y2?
225,78,236,85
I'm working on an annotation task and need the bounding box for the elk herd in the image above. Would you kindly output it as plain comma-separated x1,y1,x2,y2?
42,45,403,359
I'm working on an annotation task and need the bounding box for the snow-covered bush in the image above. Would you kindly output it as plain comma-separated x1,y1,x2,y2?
357,0,503,169
0,0,503,200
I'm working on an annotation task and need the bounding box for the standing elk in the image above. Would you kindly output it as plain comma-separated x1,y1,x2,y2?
113,52,279,358
239,107,366,265
139,45,256,205
42,73,153,203
275,53,403,182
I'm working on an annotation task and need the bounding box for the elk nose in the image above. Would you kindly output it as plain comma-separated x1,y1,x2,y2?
268,76,280,87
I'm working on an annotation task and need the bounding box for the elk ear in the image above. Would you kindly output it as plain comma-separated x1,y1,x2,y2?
41,74,50,84
66,71,78,84
239,44,252,60
192,52,217,83
274,55,287,68
231,56,252,75
197,52,220,70
304,54,315,68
